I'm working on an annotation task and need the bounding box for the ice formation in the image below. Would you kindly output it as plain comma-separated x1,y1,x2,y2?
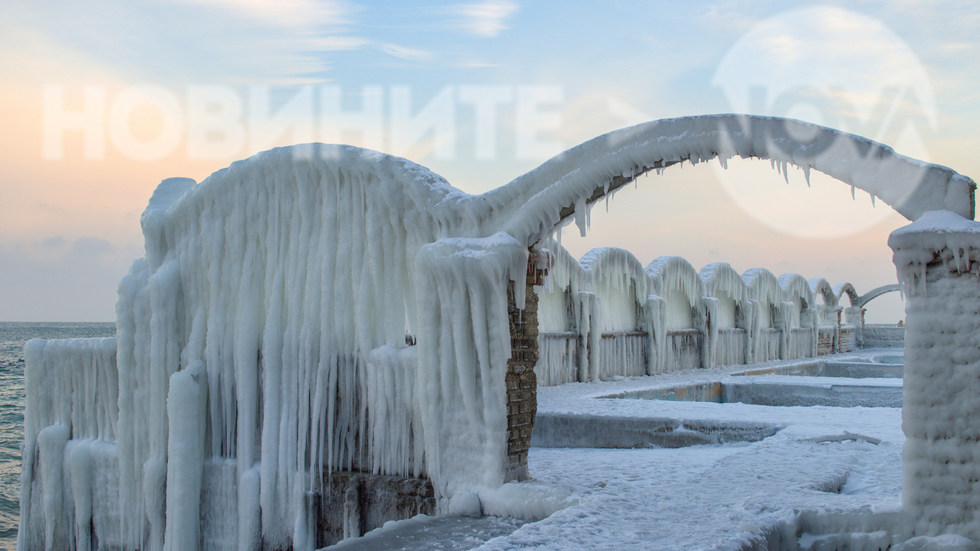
779,273,817,360
23,145,528,551
532,242,864,385
888,210,980,540
19,114,978,550
700,263,750,367
835,281,860,307
742,268,783,363
646,256,703,331
580,248,649,379
533,241,591,386
491,114,974,245
809,278,838,323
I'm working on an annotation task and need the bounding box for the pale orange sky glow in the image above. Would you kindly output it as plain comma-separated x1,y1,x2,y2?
2,1,978,322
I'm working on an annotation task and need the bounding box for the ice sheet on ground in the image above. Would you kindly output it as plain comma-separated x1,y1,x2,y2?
321,514,526,551
473,349,905,550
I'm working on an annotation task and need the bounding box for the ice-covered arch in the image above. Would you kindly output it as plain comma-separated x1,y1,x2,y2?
858,283,902,308
535,240,592,385
830,282,864,352
647,256,703,331
779,274,817,359
700,263,750,366
647,256,705,370
580,247,649,379
809,277,840,354
834,282,860,307
809,278,837,310
742,268,782,363
489,114,975,247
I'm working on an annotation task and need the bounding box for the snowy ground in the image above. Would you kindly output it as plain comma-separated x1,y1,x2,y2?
326,349,909,550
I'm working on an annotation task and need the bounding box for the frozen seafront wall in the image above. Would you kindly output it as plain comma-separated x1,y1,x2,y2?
533,242,887,386
19,114,975,550
890,210,980,541
20,145,531,551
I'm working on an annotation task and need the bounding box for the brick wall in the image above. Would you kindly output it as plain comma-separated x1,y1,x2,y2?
504,254,543,482
313,472,435,547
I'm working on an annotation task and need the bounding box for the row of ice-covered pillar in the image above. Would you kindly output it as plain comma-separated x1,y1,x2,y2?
533,242,867,386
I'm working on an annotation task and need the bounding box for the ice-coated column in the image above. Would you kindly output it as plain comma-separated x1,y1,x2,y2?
890,210,980,539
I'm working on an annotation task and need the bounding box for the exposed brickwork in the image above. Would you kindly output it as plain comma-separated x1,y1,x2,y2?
312,471,435,548
505,253,544,481
816,327,835,355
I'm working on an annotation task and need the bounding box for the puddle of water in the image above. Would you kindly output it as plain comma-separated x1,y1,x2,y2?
531,413,779,449
734,361,902,379
608,359,904,409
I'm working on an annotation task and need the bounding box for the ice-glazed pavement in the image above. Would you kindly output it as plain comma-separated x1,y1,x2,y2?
324,348,907,550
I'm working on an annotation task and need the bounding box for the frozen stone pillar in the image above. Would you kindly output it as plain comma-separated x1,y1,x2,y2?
415,234,528,496
843,306,864,347
890,210,980,540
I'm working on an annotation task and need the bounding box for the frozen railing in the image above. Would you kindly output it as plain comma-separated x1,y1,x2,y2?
20,337,120,550
535,244,891,386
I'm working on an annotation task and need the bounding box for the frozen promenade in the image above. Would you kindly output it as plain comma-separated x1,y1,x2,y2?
324,349,907,551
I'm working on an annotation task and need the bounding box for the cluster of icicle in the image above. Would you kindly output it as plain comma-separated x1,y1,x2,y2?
19,338,117,550
889,210,980,297
534,240,867,386
20,145,528,551
487,114,975,248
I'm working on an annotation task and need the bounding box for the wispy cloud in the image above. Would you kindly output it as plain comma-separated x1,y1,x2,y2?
1,1,368,85
452,1,519,37
379,43,433,62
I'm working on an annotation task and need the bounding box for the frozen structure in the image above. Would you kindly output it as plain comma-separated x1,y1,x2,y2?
18,114,979,549
581,248,651,380
700,262,750,367
532,245,886,386
890,211,980,540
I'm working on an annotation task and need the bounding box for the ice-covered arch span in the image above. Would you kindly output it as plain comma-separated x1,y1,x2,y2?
19,114,980,551
487,114,975,246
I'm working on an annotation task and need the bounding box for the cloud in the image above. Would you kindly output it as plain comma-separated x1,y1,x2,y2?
1,1,367,85
452,1,519,37
379,43,434,62
70,237,114,257
0,238,132,321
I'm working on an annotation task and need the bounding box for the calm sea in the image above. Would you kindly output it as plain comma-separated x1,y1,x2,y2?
0,321,115,551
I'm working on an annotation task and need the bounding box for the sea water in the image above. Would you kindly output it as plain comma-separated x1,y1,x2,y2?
0,322,115,550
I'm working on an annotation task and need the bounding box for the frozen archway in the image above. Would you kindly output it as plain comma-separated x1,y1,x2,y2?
742,268,782,363
858,283,902,308
779,273,817,359
700,263,750,366
488,114,975,247
580,247,649,379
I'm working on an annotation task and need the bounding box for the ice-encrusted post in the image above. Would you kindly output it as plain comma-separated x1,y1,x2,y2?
415,234,529,497
890,210,980,540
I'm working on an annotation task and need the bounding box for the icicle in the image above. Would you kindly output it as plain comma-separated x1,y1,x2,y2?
802,164,811,187
574,197,588,237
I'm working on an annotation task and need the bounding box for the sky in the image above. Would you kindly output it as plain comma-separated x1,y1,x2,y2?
1,0,978,322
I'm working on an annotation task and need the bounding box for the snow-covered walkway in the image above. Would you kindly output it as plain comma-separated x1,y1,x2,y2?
328,349,905,550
